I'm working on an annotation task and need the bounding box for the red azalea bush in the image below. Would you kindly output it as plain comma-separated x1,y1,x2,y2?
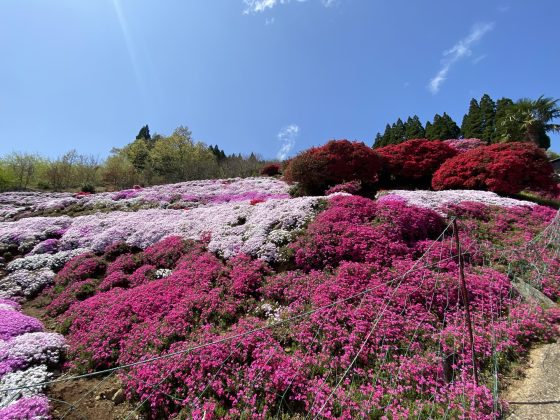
283,140,383,195
376,139,457,187
260,163,281,176
432,142,557,195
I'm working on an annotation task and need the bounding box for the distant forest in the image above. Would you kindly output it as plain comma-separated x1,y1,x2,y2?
373,94,559,149
1,95,558,193
0,126,272,192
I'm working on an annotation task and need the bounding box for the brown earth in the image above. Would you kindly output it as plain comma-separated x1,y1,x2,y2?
505,341,560,420
48,376,140,420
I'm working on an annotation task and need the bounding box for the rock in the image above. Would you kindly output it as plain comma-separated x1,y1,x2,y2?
98,386,120,400
111,389,125,405
511,278,557,309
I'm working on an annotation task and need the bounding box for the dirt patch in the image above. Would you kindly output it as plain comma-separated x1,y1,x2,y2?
504,341,560,419
47,375,141,420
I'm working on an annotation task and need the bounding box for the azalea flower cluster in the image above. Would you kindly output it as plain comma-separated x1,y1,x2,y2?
46,196,559,419
0,177,290,221
0,195,322,305
0,191,76,221
55,196,321,260
0,299,66,418
378,189,536,214
443,138,486,153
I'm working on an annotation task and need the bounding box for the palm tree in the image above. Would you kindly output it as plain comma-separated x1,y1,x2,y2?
500,96,560,149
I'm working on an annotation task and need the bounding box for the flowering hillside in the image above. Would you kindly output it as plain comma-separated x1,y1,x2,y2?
0,177,559,419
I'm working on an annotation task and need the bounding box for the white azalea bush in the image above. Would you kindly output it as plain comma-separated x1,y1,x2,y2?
0,177,291,220
0,269,56,300
378,189,536,214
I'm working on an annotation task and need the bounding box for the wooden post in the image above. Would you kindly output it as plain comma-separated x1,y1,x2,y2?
453,218,479,386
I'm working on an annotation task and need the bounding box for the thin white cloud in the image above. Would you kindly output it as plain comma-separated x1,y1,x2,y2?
243,0,338,14
428,22,494,94
472,54,487,65
243,0,302,14
265,17,275,25
276,124,299,160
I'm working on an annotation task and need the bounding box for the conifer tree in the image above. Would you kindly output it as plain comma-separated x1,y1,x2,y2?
391,118,406,144
479,94,496,141
461,99,483,139
426,113,460,140
404,115,425,139
136,125,151,140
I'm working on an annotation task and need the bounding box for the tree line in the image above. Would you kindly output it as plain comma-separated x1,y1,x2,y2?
373,95,560,149
0,125,272,192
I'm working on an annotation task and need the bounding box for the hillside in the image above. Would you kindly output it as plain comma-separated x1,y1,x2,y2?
0,176,559,419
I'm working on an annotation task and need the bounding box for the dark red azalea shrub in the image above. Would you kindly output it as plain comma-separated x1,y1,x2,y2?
260,163,281,176
432,142,557,195
376,139,457,187
283,140,383,195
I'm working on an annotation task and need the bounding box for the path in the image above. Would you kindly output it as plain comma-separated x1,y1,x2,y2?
505,341,560,420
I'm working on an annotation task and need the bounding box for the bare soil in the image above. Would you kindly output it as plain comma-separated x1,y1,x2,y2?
504,340,560,420
48,376,139,420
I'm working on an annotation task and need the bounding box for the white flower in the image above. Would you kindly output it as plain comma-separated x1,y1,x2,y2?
0,365,51,407
378,189,536,214
0,332,67,366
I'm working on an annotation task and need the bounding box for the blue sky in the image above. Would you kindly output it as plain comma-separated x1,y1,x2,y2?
1,0,559,159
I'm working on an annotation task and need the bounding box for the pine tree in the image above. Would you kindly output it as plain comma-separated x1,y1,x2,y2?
404,115,425,139
461,99,483,138
373,132,383,148
391,118,406,144
425,114,442,139
136,125,151,140
426,113,460,140
441,113,461,139
425,121,433,139
479,94,496,141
